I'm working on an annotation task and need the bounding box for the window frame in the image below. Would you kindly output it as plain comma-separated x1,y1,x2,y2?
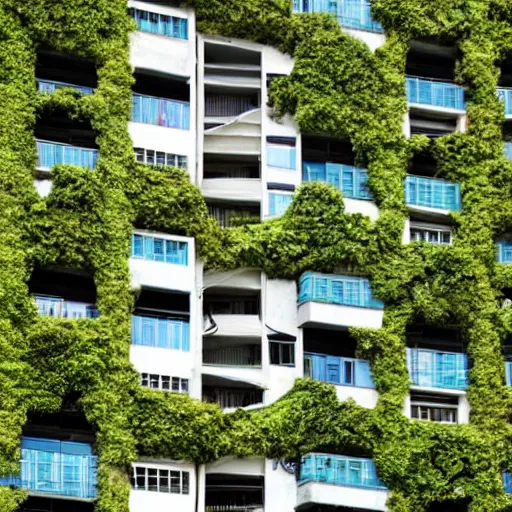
134,147,187,170
269,340,296,367
140,372,189,393
131,465,190,494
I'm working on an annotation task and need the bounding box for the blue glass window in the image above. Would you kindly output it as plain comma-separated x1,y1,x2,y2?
132,315,190,351
37,79,93,95
303,162,372,200
498,88,512,117
267,145,296,169
130,8,188,39
36,140,98,170
406,77,465,111
132,94,190,130
131,233,188,265
405,175,461,211
497,241,512,263
298,272,384,309
268,192,293,217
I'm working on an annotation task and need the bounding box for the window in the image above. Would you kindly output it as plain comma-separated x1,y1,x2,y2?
268,192,293,217
134,148,187,170
266,136,296,169
131,233,188,265
130,8,188,40
269,340,295,366
131,466,190,494
140,373,189,393
410,224,452,245
410,391,459,423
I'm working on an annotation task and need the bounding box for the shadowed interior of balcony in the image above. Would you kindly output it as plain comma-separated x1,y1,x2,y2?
132,70,190,129
409,110,458,137
207,201,261,227
302,136,371,200
29,267,98,319
36,50,97,95
132,287,190,351
203,153,260,179
406,323,469,390
202,374,264,409
0,396,97,501
428,500,469,512
35,107,98,173
303,329,374,388
205,474,264,512
203,336,262,368
204,41,261,125
19,497,94,512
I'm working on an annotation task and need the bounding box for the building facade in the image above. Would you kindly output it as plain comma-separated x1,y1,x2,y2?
1,1,512,512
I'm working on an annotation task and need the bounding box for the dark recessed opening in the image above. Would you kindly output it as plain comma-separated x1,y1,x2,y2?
36,51,98,89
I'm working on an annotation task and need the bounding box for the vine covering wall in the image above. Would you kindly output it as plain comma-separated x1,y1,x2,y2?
1,0,512,511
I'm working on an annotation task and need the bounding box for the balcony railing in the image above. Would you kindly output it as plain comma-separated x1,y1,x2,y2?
497,241,512,263
292,0,383,33
406,347,468,390
0,437,97,500
35,296,99,319
203,388,263,409
37,140,98,170
304,352,375,388
206,507,263,512
132,315,190,351
406,76,465,111
498,88,512,117
130,8,188,39
303,161,372,200
203,346,262,367
300,453,386,489
208,206,260,228
205,94,258,118
37,79,94,95
132,93,190,130
131,233,188,265
299,272,384,309
405,175,461,211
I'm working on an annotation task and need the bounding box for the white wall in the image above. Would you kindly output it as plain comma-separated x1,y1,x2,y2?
345,29,386,52
297,480,389,511
298,302,384,329
264,459,297,512
129,1,196,79
205,456,265,476
130,461,196,512
344,198,379,221
336,385,379,409
34,178,52,197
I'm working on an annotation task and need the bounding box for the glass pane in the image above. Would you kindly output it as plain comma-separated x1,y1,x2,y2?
170,471,180,493
161,376,170,390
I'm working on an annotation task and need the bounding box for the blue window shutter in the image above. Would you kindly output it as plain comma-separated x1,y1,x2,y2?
326,356,341,384
132,234,143,257
61,441,92,456
312,354,326,381
141,317,155,346
182,321,190,351
355,360,374,388
506,362,512,386
144,236,154,260
326,163,342,189
22,437,60,452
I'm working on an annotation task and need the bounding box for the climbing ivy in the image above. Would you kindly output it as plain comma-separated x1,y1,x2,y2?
1,0,512,511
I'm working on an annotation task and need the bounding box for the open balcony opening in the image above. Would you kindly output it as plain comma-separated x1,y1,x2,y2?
410,391,459,424
410,148,437,179
302,136,371,201
428,500,468,512
35,108,98,172
132,287,190,352
204,154,260,179
406,324,468,391
303,329,374,389
19,497,94,512
207,202,261,228
205,474,264,512
202,374,263,410
132,70,190,130
204,288,260,316
203,336,262,368
29,268,98,319
409,110,458,137
36,51,97,95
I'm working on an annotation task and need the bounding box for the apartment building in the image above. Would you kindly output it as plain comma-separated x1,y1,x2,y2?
4,0,512,511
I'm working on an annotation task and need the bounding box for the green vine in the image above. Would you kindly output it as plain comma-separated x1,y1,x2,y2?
1,0,512,511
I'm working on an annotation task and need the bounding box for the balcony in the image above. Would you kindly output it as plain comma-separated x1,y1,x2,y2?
498,88,512,118
203,386,263,410
506,142,512,159
130,8,188,39
131,93,190,130
129,232,194,293
0,437,97,501
297,453,388,511
208,205,260,228
292,0,383,33
302,161,372,200
406,76,465,112
497,241,512,263
406,347,468,391
202,179,262,203
297,272,384,329
208,314,262,337
35,295,98,319
37,79,93,95
36,140,98,171
405,175,461,213
132,315,189,351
